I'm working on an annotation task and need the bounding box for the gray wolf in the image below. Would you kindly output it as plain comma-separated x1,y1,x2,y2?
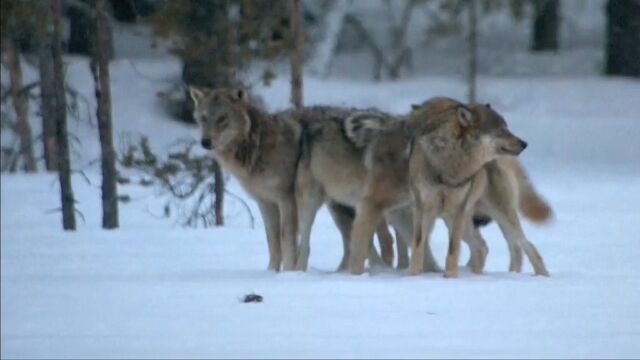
342,98,549,276
189,87,395,271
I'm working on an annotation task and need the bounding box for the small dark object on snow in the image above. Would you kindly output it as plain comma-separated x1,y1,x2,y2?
242,293,263,303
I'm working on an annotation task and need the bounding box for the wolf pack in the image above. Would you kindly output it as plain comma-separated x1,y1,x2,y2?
189,86,551,278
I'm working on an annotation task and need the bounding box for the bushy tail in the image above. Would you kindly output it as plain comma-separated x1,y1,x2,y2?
511,159,553,223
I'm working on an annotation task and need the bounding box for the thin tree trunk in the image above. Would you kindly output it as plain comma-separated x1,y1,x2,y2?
605,0,640,77
92,0,119,229
52,0,76,230
213,160,224,226
3,37,37,172
36,1,58,171
467,0,478,103
344,14,387,81
387,0,415,80
309,0,350,77
531,0,559,51
290,0,304,110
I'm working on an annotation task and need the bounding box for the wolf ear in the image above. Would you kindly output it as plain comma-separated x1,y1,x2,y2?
189,86,210,107
485,103,491,109
344,112,388,148
456,106,474,127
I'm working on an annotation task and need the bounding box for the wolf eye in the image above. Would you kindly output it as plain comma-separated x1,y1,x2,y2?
217,115,228,125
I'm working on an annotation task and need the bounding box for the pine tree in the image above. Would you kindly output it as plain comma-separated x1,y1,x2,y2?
92,0,119,229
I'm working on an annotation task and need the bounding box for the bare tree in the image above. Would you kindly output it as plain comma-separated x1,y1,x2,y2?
52,0,76,230
91,0,119,229
385,0,416,80
2,34,37,172
531,0,559,51
343,0,416,81
606,0,640,77
309,0,351,77
467,0,478,103
36,0,58,171
290,0,304,110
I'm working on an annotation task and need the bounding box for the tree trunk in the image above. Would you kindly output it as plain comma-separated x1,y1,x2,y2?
93,0,119,229
309,0,350,77
52,0,76,230
67,3,94,55
3,37,37,172
67,1,114,58
387,0,415,80
290,0,304,110
605,0,640,77
467,0,478,103
36,0,58,171
344,14,387,81
531,0,559,51
213,160,224,226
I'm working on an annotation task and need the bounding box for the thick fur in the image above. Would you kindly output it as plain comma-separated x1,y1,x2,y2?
296,107,444,274
190,87,301,271
190,88,395,271
344,101,551,276
347,99,548,276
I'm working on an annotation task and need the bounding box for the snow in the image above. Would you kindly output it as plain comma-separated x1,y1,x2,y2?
2,167,640,358
3,6,640,358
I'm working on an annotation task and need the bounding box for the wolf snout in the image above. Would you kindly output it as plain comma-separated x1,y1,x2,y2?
201,138,213,150
519,139,528,150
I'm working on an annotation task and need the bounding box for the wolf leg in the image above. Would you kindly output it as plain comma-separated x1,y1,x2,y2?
408,203,437,276
375,219,394,267
508,240,523,273
495,210,549,276
443,212,467,278
258,201,281,271
327,202,354,272
295,185,324,271
349,201,383,275
395,226,410,269
462,217,488,274
278,196,298,271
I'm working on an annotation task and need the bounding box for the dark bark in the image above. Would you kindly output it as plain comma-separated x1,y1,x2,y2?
467,0,478,103
108,0,156,22
67,3,93,55
606,0,640,77
3,36,37,172
290,0,304,110
36,1,58,171
92,0,119,229
531,0,559,51
67,1,114,58
52,0,76,230
213,160,224,226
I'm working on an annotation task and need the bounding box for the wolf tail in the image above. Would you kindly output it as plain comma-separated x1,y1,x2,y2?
512,160,553,223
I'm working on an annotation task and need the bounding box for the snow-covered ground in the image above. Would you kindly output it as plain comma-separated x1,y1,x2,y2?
2,5,640,356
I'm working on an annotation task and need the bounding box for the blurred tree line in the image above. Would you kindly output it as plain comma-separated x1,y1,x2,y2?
1,0,638,230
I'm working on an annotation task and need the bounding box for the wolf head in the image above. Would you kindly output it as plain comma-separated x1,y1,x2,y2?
189,86,252,152
411,98,527,161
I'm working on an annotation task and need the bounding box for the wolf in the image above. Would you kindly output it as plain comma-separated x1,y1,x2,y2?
344,104,552,275
189,87,301,271
188,86,395,271
294,107,447,273
343,98,549,276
